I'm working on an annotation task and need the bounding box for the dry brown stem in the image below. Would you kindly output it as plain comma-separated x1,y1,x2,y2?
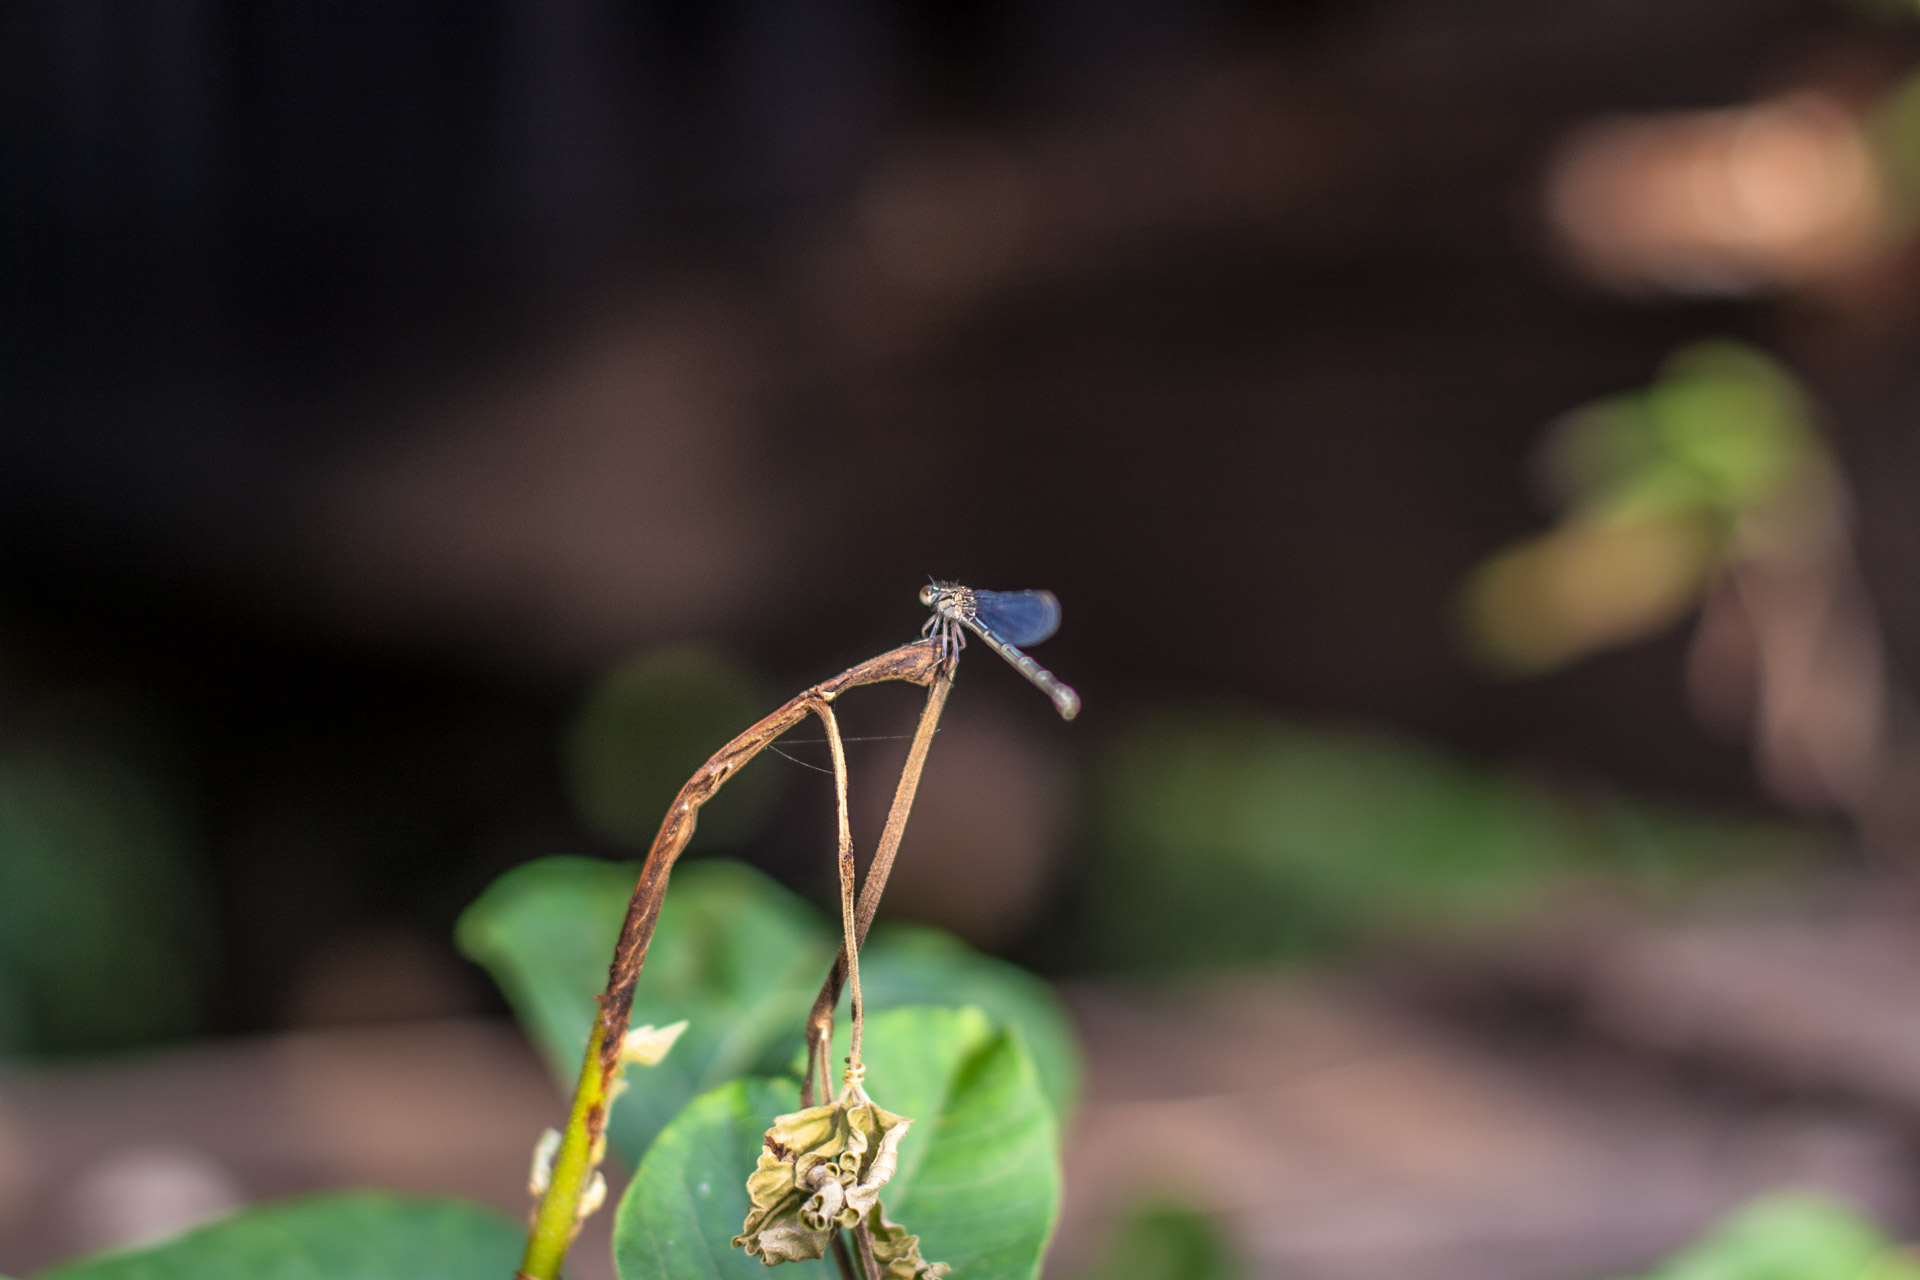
854,1222,884,1280
595,639,942,1086
802,668,953,1104
814,700,865,1072
831,1232,860,1280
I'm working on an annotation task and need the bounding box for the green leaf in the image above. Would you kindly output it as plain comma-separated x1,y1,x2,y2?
33,1192,520,1280
1075,1201,1248,1280
458,858,625,1079
875,1013,1060,1278
456,857,830,1162
615,1078,837,1280
1616,1193,1920,1280
861,925,1080,1120
614,1005,1061,1280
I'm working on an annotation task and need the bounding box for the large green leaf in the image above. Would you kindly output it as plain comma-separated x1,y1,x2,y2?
875,1012,1061,1277
457,857,830,1162
862,925,1080,1120
613,1079,836,1280
614,1005,1061,1280
33,1192,519,1280
1614,1193,1920,1280
459,858,1081,1162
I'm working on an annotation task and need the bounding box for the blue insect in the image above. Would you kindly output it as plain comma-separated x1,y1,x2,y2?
919,583,1080,720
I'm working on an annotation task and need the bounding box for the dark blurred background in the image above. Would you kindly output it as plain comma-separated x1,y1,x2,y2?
9,1,1920,1276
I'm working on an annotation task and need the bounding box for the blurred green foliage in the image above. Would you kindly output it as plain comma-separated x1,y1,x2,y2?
457,856,1081,1161
0,710,208,1056
1613,1193,1920,1280
1075,1201,1248,1280
1839,0,1920,28
564,649,781,851
1539,343,1818,525
614,1006,1060,1280
1463,341,1831,674
1065,711,1816,971
1873,70,1920,222
34,1192,519,1280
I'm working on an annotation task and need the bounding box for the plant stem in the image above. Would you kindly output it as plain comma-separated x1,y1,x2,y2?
517,1021,607,1280
814,702,865,1077
515,639,945,1280
853,1222,883,1280
803,666,953,1103
831,1231,860,1280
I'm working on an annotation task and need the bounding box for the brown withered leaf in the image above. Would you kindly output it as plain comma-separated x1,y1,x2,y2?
868,1203,951,1279
732,1080,915,1265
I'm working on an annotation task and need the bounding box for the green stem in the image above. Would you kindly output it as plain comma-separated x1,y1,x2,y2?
519,1021,608,1280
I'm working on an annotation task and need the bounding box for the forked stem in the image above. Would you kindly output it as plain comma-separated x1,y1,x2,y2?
515,640,946,1280
802,666,954,1104
819,700,882,1280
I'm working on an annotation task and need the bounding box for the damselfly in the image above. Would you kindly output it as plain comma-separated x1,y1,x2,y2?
920,583,1081,720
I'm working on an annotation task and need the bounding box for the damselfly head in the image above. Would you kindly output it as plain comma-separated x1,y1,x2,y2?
918,583,940,607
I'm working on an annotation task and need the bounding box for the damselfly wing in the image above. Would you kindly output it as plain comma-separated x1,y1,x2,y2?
970,589,1061,647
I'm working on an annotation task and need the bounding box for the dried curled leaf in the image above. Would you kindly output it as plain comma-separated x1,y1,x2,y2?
869,1203,951,1279
732,1081,920,1266
619,1020,690,1068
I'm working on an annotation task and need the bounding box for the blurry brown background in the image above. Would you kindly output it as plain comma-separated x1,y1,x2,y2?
6,0,1920,1276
